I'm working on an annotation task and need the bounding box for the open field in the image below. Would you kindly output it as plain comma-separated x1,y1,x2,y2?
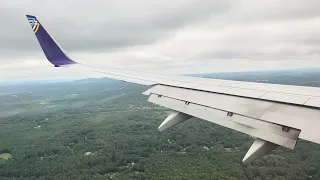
0,153,12,160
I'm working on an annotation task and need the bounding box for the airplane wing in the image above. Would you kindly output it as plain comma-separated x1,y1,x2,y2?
26,15,320,164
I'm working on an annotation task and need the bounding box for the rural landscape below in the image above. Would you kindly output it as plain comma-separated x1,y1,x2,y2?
1,69,320,180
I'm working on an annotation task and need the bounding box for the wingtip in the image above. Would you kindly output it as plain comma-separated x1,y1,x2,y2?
25,14,78,66
26,14,36,18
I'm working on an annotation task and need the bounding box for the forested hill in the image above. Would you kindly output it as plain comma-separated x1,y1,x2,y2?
1,70,320,180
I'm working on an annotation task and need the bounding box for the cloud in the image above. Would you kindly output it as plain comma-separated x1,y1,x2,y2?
0,0,320,82
0,0,229,55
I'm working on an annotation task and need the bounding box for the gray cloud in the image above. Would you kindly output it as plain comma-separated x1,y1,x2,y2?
0,0,230,56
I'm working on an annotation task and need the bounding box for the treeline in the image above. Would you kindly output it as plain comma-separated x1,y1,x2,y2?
0,149,10,154
2,108,320,180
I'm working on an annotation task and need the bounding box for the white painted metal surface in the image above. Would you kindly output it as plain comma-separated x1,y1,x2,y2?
260,92,310,104
225,88,267,98
148,94,300,149
146,85,319,145
146,85,277,119
304,97,320,107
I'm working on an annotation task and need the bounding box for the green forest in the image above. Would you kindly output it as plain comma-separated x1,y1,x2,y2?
1,70,320,180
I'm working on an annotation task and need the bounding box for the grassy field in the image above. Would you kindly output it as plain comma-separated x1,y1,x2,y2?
0,153,12,160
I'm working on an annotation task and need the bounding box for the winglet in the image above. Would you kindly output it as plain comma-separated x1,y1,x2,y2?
26,15,77,67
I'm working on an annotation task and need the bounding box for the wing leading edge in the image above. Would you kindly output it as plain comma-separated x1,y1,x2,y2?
25,15,320,164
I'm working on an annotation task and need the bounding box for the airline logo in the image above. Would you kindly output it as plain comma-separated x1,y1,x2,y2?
28,17,40,33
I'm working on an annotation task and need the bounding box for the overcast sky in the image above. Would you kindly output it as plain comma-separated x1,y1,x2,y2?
1,0,320,82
